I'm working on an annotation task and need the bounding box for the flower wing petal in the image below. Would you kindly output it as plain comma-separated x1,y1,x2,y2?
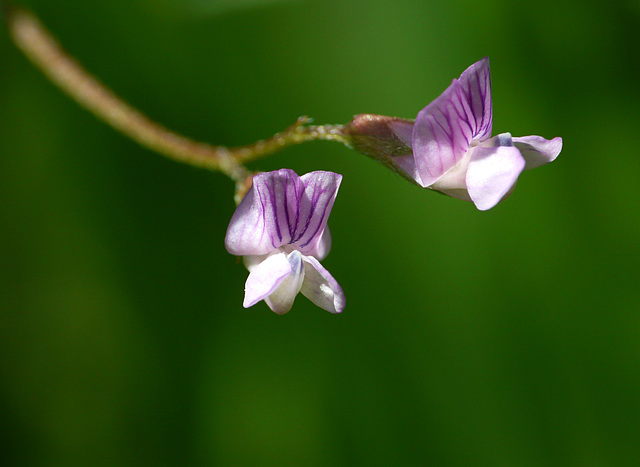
264,251,306,315
513,135,563,170
300,256,345,314
466,142,525,211
225,169,304,256
291,171,342,258
412,58,492,186
243,251,292,308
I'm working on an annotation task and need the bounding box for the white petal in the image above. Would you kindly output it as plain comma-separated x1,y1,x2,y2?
512,135,563,170
427,148,474,201
466,136,526,210
300,256,345,314
243,252,292,308
430,151,472,192
264,250,305,315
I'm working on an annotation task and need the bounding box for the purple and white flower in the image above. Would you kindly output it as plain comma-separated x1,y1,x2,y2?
389,57,563,210
347,58,563,210
225,169,345,315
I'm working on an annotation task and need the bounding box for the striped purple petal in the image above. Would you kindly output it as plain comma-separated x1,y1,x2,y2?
294,171,342,258
412,57,493,187
225,169,341,258
225,169,302,256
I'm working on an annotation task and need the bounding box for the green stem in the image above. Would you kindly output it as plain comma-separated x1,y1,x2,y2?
4,6,352,184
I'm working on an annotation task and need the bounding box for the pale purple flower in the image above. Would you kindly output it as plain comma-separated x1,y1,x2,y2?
225,169,344,315
387,57,563,210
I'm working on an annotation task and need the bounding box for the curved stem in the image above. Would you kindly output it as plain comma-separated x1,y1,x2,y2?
4,6,351,183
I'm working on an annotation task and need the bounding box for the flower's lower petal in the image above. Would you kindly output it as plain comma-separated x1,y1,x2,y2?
513,135,563,170
431,187,473,203
466,143,526,211
430,151,471,192
300,256,345,314
243,251,291,308
264,251,305,315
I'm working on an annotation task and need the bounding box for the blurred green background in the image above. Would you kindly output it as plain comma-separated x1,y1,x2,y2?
1,0,639,465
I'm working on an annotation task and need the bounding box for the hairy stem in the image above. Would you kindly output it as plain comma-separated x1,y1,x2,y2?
4,6,351,183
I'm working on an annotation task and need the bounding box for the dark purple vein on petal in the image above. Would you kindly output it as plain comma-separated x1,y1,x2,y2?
256,182,276,249
267,175,282,244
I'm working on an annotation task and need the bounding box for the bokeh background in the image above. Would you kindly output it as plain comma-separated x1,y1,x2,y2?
1,0,639,465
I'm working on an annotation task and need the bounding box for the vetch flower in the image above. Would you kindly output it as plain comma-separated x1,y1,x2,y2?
346,58,563,210
225,169,345,315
